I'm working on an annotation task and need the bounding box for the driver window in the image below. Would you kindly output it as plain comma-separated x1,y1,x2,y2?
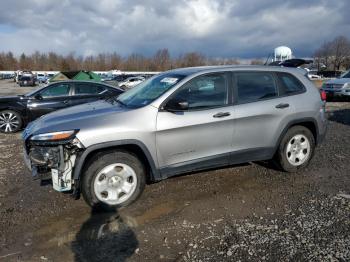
40,83,70,98
170,73,228,110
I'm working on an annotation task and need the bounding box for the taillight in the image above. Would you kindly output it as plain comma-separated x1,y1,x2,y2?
320,90,327,101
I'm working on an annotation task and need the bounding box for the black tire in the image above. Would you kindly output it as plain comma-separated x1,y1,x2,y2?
0,110,23,133
81,150,146,211
274,126,315,172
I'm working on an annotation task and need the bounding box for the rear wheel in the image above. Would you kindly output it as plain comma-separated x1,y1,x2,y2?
275,126,315,172
81,150,146,211
0,110,23,133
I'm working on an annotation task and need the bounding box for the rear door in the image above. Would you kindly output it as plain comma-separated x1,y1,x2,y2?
27,82,72,120
231,71,295,160
70,82,108,106
156,72,235,172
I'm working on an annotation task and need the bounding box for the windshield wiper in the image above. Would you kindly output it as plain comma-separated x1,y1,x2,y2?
116,99,128,107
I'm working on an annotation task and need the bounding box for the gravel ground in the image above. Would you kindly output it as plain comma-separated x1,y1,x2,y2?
0,79,349,261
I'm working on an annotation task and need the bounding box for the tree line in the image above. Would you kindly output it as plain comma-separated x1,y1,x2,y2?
0,49,240,72
313,35,350,71
0,35,349,72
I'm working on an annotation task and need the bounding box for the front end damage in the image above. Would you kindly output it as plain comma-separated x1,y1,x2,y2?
23,136,84,196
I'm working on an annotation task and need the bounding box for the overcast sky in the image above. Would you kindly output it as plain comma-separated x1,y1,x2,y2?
0,0,349,58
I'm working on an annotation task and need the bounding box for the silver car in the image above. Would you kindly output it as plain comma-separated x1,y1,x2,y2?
321,70,350,99
23,66,327,210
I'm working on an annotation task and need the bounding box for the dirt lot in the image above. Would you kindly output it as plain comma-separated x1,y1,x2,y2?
0,79,349,261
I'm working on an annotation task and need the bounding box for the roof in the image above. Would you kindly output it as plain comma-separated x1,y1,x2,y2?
47,80,123,91
165,65,304,76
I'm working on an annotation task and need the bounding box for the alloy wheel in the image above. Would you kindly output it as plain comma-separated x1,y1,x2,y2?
0,112,20,133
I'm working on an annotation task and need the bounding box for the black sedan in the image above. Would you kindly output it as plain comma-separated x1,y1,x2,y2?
0,81,124,133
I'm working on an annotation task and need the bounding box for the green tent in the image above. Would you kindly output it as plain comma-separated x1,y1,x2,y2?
49,72,69,82
50,71,101,82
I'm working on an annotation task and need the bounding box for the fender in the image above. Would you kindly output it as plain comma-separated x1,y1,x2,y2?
72,139,160,181
273,117,320,155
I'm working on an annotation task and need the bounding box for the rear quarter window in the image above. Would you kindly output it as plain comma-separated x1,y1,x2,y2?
277,72,305,95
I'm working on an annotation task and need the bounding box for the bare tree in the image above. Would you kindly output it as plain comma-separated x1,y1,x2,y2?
152,49,171,71
250,59,264,65
331,36,350,70
313,36,350,71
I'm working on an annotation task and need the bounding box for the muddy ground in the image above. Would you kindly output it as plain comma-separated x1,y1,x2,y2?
0,79,349,261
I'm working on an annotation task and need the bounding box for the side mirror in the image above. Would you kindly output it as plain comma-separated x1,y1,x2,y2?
34,94,43,100
164,99,189,112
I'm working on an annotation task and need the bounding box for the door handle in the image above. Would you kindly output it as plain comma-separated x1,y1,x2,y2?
63,100,69,104
213,112,231,118
275,103,289,109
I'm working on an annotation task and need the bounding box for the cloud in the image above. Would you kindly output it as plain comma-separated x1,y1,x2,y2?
0,0,349,58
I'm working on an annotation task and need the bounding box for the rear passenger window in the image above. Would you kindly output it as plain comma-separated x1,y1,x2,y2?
75,83,105,95
235,72,277,103
278,73,305,95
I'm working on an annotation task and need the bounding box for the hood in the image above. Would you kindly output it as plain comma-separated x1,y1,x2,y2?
0,95,25,102
325,78,350,85
24,99,130,138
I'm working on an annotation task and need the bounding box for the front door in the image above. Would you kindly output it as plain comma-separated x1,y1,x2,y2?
156,72,235,174
27,82,72,121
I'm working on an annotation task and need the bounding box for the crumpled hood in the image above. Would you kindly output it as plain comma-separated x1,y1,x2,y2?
326,78,350,85
24,99,129,138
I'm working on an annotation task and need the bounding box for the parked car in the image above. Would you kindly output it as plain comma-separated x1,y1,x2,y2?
112,74,131,82
22,66,327,210
0,81,123,133
118,76,145,89
18,75,35,87
46,73,55,83
321,70,350,100
36,74,48,83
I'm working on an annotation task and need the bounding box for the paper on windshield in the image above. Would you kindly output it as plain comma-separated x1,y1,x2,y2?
160,77,179,85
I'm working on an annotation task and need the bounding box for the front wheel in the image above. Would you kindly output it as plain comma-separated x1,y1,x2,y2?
81,150,146,211
0,110,23,133
275,126,315,172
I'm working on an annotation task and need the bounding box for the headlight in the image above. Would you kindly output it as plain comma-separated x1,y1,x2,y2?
30,130,78,141
344,83,350,88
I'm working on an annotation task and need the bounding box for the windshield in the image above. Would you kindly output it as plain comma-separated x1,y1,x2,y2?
117,73,186,108
341,70,350,78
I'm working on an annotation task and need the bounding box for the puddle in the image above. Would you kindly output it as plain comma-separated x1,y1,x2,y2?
30,201,180,252
133,202,179,225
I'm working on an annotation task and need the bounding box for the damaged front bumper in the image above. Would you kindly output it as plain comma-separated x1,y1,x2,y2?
23,137,84,193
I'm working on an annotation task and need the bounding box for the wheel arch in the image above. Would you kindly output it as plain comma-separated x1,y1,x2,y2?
73,140,160,183
274,118,319,155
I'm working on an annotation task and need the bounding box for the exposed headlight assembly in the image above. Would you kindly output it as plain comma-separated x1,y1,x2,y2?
30,130,78,141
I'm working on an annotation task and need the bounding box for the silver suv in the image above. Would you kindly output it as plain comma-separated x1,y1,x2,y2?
321,70,350,99
23,66,327,210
